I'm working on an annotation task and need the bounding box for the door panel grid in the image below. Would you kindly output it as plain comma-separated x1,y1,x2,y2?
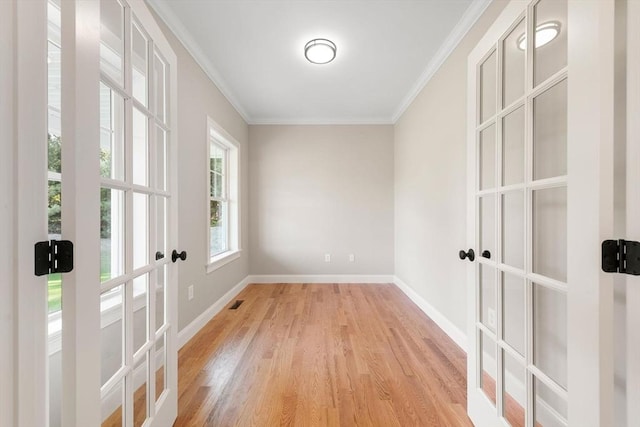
473,1,568,425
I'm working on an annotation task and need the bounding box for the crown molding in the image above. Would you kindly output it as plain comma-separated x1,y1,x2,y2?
146,0,252,123
391,0,493,123
248,117,394,126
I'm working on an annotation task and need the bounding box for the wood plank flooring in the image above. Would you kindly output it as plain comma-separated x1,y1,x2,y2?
175,283,473,426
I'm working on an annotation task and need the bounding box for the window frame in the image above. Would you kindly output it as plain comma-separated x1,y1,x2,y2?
209,140,229,257
206,117,241,273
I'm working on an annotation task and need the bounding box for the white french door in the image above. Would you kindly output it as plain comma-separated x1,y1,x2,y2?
12,0,178,426
97,0,178,426
466,0,615,426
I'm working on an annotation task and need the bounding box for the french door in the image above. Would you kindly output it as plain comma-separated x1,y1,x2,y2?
96,0,178,426
13,0,178,426
466,0,615,426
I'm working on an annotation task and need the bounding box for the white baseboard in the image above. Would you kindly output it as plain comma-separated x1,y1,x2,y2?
393,275,468,352
177,276,250,349
247,274,395,284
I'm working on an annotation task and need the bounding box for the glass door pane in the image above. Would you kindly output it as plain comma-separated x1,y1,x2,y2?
480,125,496,190
480,331,498,405
502,273,525,356
533,80,567,180
480,51,497,124
502,191,524,270
502,106,524,186
533,283,567,389
533,0,567,87
532,187,567,282
502,351,525,427
502,20,525,108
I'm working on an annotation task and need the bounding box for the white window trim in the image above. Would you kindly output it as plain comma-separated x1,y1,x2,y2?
206,117,241,273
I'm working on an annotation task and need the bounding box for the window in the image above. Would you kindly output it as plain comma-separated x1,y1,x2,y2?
207,118,240,271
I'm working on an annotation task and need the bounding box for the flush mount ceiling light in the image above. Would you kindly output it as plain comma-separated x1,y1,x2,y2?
304,38,336,64
517,21,561,50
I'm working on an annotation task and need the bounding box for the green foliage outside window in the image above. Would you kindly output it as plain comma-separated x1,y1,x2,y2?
47,133,114,313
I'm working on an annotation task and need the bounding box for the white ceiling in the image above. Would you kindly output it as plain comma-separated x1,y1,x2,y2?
148,0,491,124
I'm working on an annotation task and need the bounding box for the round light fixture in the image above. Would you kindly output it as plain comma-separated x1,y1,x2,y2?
517,21,560,50
304,39,336,64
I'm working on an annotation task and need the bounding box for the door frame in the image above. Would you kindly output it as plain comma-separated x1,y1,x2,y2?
60,0,102,425
626,0,640,422
466,0,616,425
15,0,50,425
1,0,16,425
566,0,615,425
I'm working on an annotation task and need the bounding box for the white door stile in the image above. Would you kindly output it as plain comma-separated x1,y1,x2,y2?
60,1,102,425
15,1,49,426
166,23,179,424
626,0,640,422
0,1,16,426
566,0,615,425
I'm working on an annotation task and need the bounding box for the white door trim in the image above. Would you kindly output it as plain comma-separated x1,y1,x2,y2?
0,1,16,425
566,0,615,425
60,1,102,425
626,0,640,422
15,1,49,425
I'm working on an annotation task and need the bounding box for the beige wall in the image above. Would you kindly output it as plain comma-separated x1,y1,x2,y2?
394,0,509,333
151,12,250,331
249,125,394,275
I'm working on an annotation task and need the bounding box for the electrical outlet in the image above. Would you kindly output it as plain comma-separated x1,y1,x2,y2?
188,285,194,300
324,253,331,262
488,308,496,328
349,254,355,262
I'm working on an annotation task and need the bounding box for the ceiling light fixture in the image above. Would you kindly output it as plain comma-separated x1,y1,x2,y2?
304,39,336,64
517,21,560,50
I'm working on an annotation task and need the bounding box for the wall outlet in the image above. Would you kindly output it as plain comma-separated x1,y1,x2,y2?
188,285,194,300
488,308,496,328
349,254,355,262
324,253,331,262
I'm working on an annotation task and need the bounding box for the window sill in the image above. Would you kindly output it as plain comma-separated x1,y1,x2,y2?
206,249,242,274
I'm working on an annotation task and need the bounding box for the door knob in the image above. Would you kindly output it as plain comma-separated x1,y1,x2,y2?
155,251,165,260
459,249,475,262
172,250,187,263
481,250,491,259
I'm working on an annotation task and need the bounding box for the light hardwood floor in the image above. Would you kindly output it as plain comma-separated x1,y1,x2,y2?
174,283,474,426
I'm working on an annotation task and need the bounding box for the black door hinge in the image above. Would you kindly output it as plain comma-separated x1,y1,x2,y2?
35,239,74,276
602,239,640,275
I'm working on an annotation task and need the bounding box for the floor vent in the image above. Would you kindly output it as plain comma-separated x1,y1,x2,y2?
229,300,244,310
